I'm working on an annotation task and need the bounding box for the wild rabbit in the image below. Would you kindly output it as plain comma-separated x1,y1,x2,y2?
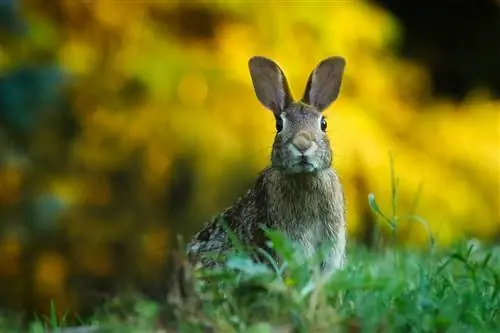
187,56,347,274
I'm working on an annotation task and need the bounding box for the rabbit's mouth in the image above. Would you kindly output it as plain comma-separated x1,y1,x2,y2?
288,158,317,173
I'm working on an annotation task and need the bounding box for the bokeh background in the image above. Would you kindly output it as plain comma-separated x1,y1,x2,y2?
0,0,499,321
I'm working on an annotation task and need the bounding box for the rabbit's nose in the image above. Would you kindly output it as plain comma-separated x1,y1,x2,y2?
292,131,313,152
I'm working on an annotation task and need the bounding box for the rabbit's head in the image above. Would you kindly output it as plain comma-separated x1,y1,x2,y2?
248,56,346,174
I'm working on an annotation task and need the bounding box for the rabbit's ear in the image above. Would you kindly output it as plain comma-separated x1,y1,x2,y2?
301,57,346,111
248,56,294,114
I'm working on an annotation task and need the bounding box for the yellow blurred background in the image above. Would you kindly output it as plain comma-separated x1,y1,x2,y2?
0,0,498,320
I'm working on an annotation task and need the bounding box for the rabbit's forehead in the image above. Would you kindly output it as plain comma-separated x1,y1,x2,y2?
282,103,322,124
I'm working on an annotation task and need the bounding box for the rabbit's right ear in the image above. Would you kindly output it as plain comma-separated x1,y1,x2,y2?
301,57,346,112
248,56,294,114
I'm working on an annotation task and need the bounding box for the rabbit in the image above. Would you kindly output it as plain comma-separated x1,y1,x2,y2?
186,56,347,274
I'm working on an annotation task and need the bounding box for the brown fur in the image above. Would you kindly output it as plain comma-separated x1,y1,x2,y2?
186,56,347,273
186,166,346,271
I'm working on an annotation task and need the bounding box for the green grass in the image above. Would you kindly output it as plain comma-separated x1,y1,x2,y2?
20,237,500,333
3,159,500,332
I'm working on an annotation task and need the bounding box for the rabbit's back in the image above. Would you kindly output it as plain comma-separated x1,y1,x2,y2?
186,174,270,266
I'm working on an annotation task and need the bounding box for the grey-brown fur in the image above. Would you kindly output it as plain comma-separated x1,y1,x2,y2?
187,56,347,274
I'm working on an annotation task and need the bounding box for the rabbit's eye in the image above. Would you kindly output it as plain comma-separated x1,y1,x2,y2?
320,117,327,132
276,117,283,132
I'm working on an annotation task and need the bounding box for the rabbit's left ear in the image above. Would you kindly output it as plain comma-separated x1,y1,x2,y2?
301,57,346,112
248,56,294,115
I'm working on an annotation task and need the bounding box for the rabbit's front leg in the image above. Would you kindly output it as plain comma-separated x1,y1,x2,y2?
319,227,346,275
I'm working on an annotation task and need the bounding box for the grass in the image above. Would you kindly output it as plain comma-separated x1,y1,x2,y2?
19,238,500,333
3,159,500,332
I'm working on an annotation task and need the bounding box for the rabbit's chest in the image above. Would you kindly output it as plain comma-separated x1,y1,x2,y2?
264,168,345,265
276,199,334,247
292,216,331,247
297,222,326,256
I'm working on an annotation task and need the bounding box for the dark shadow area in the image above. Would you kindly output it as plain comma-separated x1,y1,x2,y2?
374,0,500,100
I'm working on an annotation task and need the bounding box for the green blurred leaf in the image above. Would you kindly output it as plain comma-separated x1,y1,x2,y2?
226,255,271,277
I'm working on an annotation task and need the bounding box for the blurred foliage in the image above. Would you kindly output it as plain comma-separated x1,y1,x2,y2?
0,0,498,320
